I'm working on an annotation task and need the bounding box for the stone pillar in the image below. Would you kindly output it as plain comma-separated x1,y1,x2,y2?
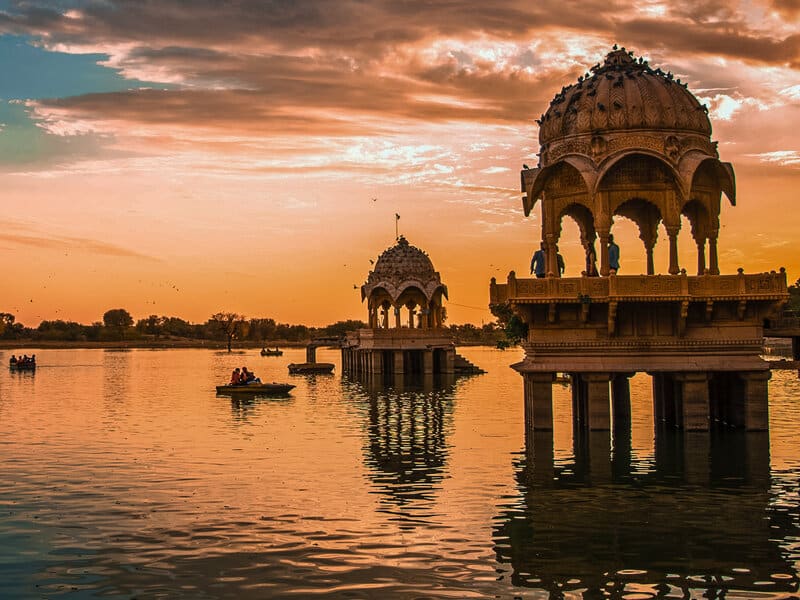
645,244,655,275
443,349,455,374
422,350,433,374
739,371,770,431
792,337,800,361
708,231,719,275
393,350,404,374
524,373,554,431
611,373,632,432
678,373,709,431
598,230,610,276
666,226,680,275
306,345,317,363
585,373,611,430
371,351,383,375
696,240,706,275
394,307,401,329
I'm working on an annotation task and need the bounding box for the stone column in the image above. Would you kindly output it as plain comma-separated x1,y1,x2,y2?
740,371,770,431
371,351,383,375
585,373,611,430
598,230,610,276
708,230,719,275
645,244,655,275
678,372,709,431
393,350,404,374
443,349,455,374
611,373,632,432
696,240,706,275
666,226,680,275
422,350,433,374
524,372,554,431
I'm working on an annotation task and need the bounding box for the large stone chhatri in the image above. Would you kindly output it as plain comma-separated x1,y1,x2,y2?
491,47,788,433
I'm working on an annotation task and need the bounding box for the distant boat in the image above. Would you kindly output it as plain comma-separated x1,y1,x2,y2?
261,347,283,356
288,362,335,374
216,383,295,395
9,362,36,371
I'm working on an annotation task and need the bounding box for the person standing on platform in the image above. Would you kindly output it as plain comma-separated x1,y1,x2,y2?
556,246,565,277
608,234,620,275
530,242,546,278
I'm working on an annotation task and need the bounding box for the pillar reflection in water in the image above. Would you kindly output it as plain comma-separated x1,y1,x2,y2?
494,429,799,598
349,374,456,528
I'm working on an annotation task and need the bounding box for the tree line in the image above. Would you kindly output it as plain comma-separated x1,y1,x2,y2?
0,308,503,347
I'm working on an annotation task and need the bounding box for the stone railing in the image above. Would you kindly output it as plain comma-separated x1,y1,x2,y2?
490,269,788,305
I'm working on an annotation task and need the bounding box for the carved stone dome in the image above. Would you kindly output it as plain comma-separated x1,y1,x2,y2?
372,236,436,280
361,236,447,304
538,47,711,147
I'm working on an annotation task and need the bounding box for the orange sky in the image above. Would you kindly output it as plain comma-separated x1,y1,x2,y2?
1,1,799,327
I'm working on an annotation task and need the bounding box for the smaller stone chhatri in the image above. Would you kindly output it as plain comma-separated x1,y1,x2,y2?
342,237,483,378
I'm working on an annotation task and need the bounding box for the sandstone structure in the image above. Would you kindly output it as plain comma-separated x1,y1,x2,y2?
490,47,788,432
342,236,481,376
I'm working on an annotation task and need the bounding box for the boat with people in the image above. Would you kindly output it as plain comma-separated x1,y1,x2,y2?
260,347,283,356
216,383,295,395
9,354,36,371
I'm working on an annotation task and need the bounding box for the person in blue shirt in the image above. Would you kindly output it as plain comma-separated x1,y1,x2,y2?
608,234,620,274
530,242,546,278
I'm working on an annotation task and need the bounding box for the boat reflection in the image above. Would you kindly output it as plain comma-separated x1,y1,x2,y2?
347,374,456,528
494,430,799,598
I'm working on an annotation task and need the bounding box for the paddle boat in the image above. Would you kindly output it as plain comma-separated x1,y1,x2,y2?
287,362,335,374
216,382,295,395
10,362,36,371
260,347,283,356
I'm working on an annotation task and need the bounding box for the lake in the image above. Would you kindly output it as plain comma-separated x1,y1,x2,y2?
1,347,798,599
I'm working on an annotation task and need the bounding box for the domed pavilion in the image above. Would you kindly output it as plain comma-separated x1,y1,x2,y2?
490,47,788,434
343,236,481,377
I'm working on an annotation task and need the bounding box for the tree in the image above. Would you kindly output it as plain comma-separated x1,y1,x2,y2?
489,302,528,346
319,319,367,338
103,308,134,340
136,315,166,338
248,318,277,343
0,313,14,336
209,312,247,352
787,278,800,313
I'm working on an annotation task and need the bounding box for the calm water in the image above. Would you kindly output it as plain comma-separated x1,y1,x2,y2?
1,347,798,599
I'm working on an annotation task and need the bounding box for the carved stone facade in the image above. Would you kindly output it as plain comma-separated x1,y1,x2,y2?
495,47,789,434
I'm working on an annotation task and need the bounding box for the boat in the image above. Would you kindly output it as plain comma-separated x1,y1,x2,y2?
260,347,283,356
288,362,335,374
216,382,295,395
9,362,36,371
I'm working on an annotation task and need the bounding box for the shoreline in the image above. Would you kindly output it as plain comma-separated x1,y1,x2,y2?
0,339,500,350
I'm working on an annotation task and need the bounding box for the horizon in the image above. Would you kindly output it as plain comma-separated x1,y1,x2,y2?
2,2,799,327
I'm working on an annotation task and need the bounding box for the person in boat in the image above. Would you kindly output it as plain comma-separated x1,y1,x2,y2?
9,355,17,366
230,367,241,385
30,354,36,366
241,367,262,384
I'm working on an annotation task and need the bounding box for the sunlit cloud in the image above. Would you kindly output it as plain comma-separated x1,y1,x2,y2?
746,150,800,166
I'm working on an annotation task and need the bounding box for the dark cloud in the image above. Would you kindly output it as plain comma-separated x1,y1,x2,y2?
2,0,798,156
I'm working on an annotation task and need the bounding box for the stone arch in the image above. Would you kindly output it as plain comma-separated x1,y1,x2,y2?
396,286,429,328
681,199,714,275
556,202,597,276
613,198,663,275
596,153,683,275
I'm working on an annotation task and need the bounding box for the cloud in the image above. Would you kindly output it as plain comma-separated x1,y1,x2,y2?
745,150,800,166
0,220,158,260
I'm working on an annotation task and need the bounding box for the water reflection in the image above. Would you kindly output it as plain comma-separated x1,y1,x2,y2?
226,395,293,422
348,375,456,528
495,430,799,598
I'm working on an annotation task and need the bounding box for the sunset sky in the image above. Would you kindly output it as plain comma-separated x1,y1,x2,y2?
1,0,799,327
